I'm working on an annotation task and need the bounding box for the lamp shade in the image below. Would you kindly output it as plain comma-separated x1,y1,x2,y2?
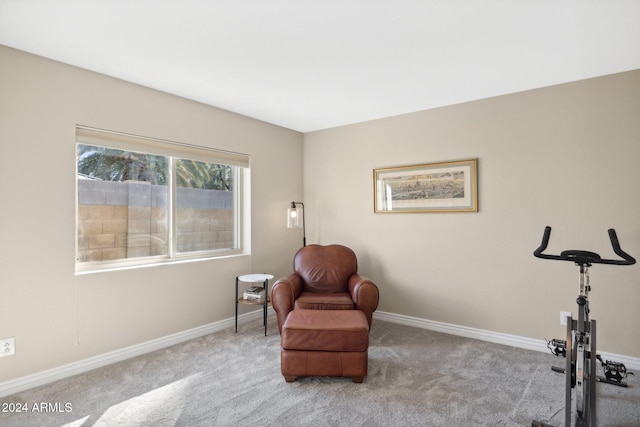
287,206,303,228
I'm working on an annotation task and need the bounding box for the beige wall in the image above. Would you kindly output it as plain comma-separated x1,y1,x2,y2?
0,45,304,381
304,70,640,358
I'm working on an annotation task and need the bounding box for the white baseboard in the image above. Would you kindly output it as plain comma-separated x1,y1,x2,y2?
373,310,640,371
0,309,268,398
2,308,638,398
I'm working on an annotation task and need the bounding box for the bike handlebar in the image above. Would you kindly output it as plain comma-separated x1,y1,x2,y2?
534,226,636,266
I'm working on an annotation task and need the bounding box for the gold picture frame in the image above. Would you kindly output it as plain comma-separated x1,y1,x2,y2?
374,158,478,213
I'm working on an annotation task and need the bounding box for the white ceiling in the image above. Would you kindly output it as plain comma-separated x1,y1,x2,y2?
1,1,639,132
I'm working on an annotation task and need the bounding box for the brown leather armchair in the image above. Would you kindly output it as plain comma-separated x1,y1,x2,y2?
271,244,379,333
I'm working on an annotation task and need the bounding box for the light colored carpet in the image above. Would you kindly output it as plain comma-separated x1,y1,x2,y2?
1,317,639,426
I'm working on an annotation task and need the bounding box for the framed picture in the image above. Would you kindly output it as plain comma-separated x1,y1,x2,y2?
374,158,478,213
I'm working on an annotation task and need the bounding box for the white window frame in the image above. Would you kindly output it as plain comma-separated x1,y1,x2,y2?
75,126,249,274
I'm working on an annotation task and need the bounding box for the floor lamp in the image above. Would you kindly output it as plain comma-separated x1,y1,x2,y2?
287,201,306,247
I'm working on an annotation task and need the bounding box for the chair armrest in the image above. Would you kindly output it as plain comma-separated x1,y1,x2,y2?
270,273,303,334
348,274,379,329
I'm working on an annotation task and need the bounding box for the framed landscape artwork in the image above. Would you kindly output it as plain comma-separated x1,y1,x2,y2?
374,158,478,213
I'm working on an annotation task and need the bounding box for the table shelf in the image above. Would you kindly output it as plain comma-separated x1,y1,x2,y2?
237,297,269,305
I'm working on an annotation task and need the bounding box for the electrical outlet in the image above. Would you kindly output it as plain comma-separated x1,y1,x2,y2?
0,337,15,357
560,311,572,326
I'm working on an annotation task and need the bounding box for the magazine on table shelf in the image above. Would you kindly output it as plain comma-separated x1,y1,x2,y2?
242,286,265,301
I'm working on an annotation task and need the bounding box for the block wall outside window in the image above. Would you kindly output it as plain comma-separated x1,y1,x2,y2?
77,180,233,262
175,187,234,253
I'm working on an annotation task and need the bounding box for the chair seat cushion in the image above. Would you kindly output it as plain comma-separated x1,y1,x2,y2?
281,309,369,352
294,291,354,310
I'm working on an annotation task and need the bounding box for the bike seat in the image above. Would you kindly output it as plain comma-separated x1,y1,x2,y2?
560,250,601,264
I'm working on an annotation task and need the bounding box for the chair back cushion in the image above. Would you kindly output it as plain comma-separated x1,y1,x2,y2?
294,244,357,293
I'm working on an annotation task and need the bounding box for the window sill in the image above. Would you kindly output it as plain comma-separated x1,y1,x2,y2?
75,250,245,275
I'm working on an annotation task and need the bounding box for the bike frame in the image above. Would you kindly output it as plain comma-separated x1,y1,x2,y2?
563,263,596,426
532,226,635,427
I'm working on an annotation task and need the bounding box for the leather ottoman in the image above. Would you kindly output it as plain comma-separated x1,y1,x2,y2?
280,309,369,383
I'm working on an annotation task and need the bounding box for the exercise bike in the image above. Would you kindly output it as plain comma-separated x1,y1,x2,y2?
532,226,635,427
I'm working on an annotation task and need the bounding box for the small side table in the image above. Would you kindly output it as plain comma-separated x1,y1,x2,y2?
235,273,274,336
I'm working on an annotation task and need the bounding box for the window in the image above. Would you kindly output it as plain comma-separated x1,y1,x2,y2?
76,126,249,273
